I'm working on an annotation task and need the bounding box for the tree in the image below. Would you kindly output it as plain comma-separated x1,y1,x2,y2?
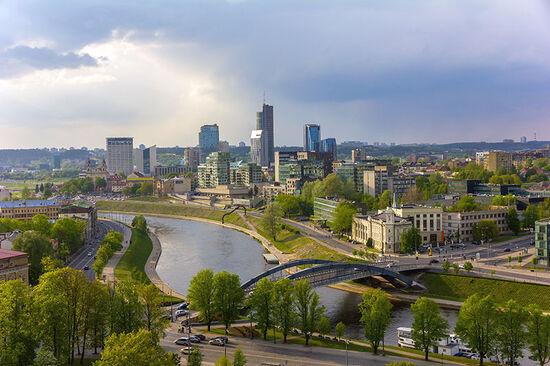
262,203,282,241
359,288,392,354
377,190,393,209
321,173,344,196
441,260,450,272
188,269,215,331
505,207,521,236
456,196,478,212
111,280,144,335
21,187,34,200
401,227,422,254
213,272,245,333
132,215,148,232
51,217,85,252
275,194,302,217
497,300,527,366
294,279,325,346
472,220,499,243
43,185,52,199
492,194,517,207
410,297,449,361
455,293,498,365
214,355,233,366
95,176,107,189
248,277,274,340
138,284,169,342
330,201,358,236
335,321,346,340
452,263,460,274
95,330,178,366
402,186,425,204
141,181,154,195
272,278,296,343
317,315,332,336
33,349,57,366
188,347,203,366
12,231,54,284
233,347,247,366
463,262,473,272
0,280,38,366
523,205,540,229
526,305,550,366
31,214,53,236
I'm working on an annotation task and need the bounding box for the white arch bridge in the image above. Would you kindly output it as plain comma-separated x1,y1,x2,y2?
241,259,425,293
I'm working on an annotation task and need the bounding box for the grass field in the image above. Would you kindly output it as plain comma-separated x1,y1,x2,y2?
247,216,349,262
114,228,153,284
419,272,550,310
96,200,249,229
491,233,529,243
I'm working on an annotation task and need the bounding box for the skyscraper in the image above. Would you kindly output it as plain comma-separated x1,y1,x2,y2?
256,104,274,165
135,145,157,176
304,124,321,152
184,148,200,171
106,137,133,176
250,130,268,167
199,124,220,163
320,138,337,158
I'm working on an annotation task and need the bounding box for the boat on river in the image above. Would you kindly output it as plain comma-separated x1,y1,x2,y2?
397,327,467,356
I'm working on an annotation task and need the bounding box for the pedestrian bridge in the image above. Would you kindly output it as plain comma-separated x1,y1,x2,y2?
241,259,424,292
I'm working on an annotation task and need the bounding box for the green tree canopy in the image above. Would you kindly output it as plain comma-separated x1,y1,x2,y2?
274,194,302,217
188,269,215,331
523,205,540,229
456,196,478,212
497,299,527,366
410,297,449,361
359,288,392,354
330,201,358,236
505,207,521,235
213,272,245,333
272,278,296,343
247,277,274,340
472,220,499,243
294,279,325,346
51,217,85,252
12,231,54,284
261,203,282,241
401,227,422,254
526,304,550,366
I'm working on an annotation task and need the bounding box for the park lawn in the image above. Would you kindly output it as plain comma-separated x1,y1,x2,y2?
114,228,152,284
127,195,173,202
490,232,528,243
247,216,348,262
419,272,550,310
96,200,249,229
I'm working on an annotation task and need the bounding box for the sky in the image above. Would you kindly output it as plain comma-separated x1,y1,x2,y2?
1,0,550,149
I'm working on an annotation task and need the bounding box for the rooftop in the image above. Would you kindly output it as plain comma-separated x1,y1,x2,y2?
0,248,27,260
0,198,62,209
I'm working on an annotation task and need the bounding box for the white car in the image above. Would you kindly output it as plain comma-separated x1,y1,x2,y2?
175,309,189,317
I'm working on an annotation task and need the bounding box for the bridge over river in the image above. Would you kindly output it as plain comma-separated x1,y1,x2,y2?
241,259,427,292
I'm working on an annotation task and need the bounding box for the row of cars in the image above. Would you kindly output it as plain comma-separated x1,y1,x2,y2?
175,334,229,353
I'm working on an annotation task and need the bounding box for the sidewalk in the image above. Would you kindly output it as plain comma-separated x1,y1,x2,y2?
101,219,132,282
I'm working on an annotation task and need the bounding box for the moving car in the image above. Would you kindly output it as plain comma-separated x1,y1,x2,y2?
193,334,206,341
177,302,189,310
503,248,511,252
175,309,189,317
209,338,225,346
211,336,228,344
174,337,191,346
83,266,89,270
429,259,439,264
189,335,201,343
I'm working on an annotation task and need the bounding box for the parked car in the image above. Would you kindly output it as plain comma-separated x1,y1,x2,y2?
503,248,511,252
209,338,225,346
193,334,206,341
177,302,189,310
83,266,89,270
174,337,191,346
189,335,201,343
211,336,228,344
175,309,189,317
180,348,193,355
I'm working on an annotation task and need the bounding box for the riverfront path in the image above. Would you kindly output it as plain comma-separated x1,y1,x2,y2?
101,219,132,282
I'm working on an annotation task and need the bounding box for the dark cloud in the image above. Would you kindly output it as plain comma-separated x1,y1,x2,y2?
0,46,101,78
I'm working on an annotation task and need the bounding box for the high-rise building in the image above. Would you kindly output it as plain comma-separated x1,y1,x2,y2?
219,140,230,153
304,124,321,152
352,148,367,163
198,124,220,163
106,137,133,176
184,148,200,171
520,136,527,144
135,145,157,176
250,130,268,167
320,138,337,158
256,104,274,165
197,152,230,188
51,153,61,169
484,151,513,172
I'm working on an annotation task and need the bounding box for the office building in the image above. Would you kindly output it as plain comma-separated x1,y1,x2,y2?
0,198,63,220
197,152,230,188
535,218,550,266
320,138,337,158
106,137,134,176
520,136,527,144
386,203,443,245
135,145,157,176
304,124,321,152
199,124,220,162
313,197,342,221
256,104,274,165
219,141,230,153
352,209,412,253
183,148,200,171
443,208,510,243
0,249,29,284
363,165,398,197
51,153,61,169
230,162,263,186
250,130,268,167
274,151,334,185
352,148,367,163
155,177,193,196
153,165,190,178
484,151,513,172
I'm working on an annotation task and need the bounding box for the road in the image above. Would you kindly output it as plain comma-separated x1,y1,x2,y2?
67,219,125,281
161,325,434,366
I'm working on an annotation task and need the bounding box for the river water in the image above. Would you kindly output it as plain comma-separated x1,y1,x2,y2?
102,213,534,364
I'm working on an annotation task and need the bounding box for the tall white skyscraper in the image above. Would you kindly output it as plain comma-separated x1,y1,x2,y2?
250,130,268,167
135,145,157,176
106,137,134,176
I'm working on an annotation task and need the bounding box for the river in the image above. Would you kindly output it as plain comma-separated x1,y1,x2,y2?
102,213,534,364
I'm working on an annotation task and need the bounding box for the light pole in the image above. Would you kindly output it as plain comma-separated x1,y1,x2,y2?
345,340,349,366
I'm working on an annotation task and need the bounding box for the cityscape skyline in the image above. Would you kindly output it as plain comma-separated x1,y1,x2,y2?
1,1,550,148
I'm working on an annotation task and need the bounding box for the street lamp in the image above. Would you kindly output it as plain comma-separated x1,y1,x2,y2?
345,340,349,366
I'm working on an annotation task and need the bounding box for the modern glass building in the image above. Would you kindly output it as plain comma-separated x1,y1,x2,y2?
304,124,321,152
199,124,220,163
135,145,157,176
320,138,337,157
256,104,274,165
106,137,134,176
250,129,268,167
535,218,550,266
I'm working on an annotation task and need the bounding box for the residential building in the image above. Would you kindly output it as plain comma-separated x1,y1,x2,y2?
443,208,510,243
263,184,286,203
304,124,321,152
484,151,513,172
183,148,200,171
219,140,230,153
386,203,443,244
199,124,220,162
197,152,230,188
0,230,20,250
313,197,342,221
0,249,29,284
135,145,157,176
51,153,61,169
106,137,134,176
475,151,489,165
256,104,274,165
230,162,263,186
363,165,398,197
285,178,303,196
320,138,337,158
155,176,193,196
274,151,334,184
0,198,63,220
352,148,367,163
535,218,550,266
352,209,412,253
59,202,98,241
387,174,417,198
153,165,189,178
0,186,11,201
250,130,268,167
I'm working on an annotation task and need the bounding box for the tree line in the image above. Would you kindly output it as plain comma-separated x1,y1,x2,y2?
0,268,176,366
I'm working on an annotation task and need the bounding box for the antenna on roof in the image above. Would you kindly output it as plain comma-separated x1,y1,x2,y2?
263,91,266,105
